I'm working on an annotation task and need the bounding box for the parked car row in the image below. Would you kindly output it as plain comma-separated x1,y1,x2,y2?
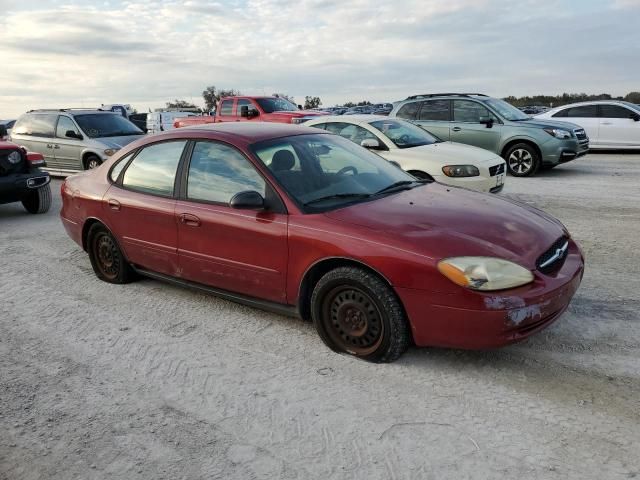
59,123,584,362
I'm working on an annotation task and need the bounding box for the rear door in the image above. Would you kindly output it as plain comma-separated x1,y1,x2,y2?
10,113,57,166
53,115,84,170
216,99,236,122
176,140,288,303
598,104,640,148
103,140,187,276
553,105,599,145
449,99,502,152
415,100,451,140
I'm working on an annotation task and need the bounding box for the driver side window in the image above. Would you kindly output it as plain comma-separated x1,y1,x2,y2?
453,100,496,123
56,116,80,139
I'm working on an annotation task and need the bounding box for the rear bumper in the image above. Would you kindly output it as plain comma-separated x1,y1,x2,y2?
396,240,584,349
0,171,50,204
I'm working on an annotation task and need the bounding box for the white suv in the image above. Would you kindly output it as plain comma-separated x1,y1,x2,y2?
535,100,640,149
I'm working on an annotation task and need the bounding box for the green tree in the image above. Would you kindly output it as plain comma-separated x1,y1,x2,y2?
166,99,199,110
625,92,640,104
201,86,242,111
304,96,322,109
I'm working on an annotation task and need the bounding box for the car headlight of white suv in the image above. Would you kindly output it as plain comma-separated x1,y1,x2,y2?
438,257,534,291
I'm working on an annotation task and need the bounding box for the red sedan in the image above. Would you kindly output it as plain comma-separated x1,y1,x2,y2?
60,123,584,362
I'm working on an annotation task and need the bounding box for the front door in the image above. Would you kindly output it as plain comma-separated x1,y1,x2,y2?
103,140,187,276
53,115,85,170
449,99,502,152
176,140,288,303
598,104,640,148
415,100,451,140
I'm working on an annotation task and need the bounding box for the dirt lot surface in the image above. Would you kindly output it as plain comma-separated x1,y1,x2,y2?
1,153,639,480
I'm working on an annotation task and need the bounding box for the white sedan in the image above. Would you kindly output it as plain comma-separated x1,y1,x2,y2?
535,101,640,149
305,115,506,193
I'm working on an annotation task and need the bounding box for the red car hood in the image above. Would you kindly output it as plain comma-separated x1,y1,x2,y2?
324,183,567,268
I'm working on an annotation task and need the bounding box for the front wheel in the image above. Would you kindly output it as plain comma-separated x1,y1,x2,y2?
311,267,410,362
22,184,52,214
87,224,135,284
504,143,540,177
84,155,102,170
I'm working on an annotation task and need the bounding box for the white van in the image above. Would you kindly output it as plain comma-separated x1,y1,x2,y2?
146,111,197,134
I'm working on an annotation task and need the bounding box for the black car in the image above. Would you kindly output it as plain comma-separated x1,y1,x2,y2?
0,125,51,214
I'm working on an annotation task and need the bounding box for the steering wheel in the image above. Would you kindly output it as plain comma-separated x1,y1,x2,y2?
336,166,358,176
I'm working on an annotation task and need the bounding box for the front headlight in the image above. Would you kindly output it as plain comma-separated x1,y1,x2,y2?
8,151,22,164
437,257,534,291
442,165,480,177
543,128,571,139
103,148,119,156
291,118,306,124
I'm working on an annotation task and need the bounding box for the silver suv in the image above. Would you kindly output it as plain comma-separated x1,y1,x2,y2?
10,109,145,173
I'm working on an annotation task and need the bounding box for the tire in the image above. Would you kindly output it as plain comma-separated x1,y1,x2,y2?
408,170,434,181
21,183,52,214
87,223,135,284
84,155,102,170
504,143,540,177
310,266,410,363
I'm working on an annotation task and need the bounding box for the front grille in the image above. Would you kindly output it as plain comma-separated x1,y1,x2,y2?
489,163,505,176
0,149,25,176
536,236,569,274
574,129,587,141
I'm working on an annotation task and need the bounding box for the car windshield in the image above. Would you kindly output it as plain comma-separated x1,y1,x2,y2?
485,99,531,121
369,119,439,148
252,133,421,212
621,101,640,113
256,98,299,113
74,113,143,138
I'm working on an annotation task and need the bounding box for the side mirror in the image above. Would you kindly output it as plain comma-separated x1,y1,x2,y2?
479,117,494,128
66,130,83,140
298,105,303,110
630,112,640,122
360,138,381,149
240,105,249,118
26,151,46,167
230,190,265,210
0,125,7,138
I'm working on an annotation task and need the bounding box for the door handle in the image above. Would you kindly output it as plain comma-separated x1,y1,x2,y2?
53,144,60,149
107,199,121,211
46,144,53,148
452,127,461,132
179,213,201,227
601,122,612,125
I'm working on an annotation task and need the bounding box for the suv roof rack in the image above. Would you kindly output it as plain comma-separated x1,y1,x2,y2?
27,108,106,113
405,93,489,100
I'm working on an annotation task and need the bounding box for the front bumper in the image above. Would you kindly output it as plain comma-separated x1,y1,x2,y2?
396,239,584,349
542,137,589,166
0,171,50,204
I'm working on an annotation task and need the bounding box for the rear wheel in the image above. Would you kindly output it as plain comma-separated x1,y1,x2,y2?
84,155,102,170
87,224,135,284
505,143,540,177
311,267,410,362
21,184,52,214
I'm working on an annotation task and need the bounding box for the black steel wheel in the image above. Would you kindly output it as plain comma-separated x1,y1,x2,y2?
311,266,410,362
504,143,540,177
87,224,134,284
21,184,52,214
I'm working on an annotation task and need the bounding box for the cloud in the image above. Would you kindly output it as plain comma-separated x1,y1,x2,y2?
0,0,638,117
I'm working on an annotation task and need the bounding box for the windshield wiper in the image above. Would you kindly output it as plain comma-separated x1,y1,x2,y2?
304,193,371,206
374,180,427,196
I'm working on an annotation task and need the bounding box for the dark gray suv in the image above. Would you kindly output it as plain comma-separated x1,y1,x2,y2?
390,93,589,176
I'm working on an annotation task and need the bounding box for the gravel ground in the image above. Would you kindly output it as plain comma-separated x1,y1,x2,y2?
1,152,639,480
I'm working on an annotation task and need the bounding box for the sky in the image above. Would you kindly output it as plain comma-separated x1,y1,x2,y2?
1,0,639,117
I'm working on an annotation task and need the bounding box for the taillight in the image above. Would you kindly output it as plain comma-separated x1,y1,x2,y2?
26,151,46,167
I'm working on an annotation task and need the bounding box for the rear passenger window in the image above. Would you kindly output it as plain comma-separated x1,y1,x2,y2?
109,153,133,183
562,105,598,118
220,100,233,116
419,100,450,121
396,102,419,120
187,141,266,204
12,114,57,137
600,105,633,118
122,141,186,196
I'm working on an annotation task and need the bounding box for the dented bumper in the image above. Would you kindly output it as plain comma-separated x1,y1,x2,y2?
396,240,584,349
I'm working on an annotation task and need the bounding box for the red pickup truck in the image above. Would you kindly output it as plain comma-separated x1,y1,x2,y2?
174,96,328,128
